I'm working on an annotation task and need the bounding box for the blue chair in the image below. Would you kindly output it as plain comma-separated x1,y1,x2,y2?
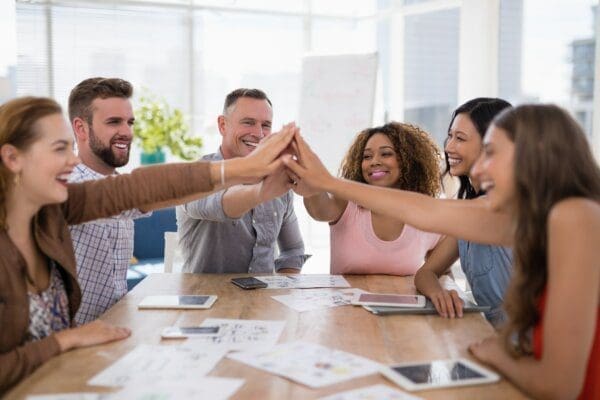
127,207,177,290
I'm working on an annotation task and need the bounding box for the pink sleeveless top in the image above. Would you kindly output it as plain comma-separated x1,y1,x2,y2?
330,202,441,275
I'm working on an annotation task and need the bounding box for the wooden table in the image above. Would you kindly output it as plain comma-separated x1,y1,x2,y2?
6,274,527,399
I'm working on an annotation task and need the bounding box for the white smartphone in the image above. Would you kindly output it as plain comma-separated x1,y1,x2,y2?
161,326,220,339
380,358,500,391
138,295,218,310
351,293,426,308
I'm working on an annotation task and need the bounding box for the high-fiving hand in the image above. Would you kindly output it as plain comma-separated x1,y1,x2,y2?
282,130,335,195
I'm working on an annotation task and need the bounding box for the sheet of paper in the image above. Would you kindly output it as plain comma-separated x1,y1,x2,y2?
257,274,351,289
27,395,105,400
228,341,381,388
108,377,244,400
271,288,365,312
318,384,423,400
88,344,226,387
178,318,285,351
29,377,245,400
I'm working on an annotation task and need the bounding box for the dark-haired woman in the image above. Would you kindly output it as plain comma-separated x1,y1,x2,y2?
284,104,599,399
414,98,512,328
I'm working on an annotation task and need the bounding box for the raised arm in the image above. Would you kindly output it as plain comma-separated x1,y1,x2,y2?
221,165,292,219
283,133,513,246
303,193,347,223
64,124,296,223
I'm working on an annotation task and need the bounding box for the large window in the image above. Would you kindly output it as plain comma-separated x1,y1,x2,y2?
9,0,600,273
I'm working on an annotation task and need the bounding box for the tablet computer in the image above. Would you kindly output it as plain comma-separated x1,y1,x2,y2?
381,358,500,391
161,326,220,339
138,295,217,309
363,299,490,315
351,293,426,308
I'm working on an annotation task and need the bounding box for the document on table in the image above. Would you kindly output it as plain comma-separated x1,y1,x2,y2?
26,395,105,400
256,274,351,289
88,344,227,387
318,384,423,400
108,377,244,400
271,288,365,312
228,341,381,388
28,378,245,400
180,318,285,351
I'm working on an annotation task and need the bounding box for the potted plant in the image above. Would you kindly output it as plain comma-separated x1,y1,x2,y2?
133,92,202,164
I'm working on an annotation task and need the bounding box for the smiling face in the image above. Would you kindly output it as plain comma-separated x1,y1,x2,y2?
17,113,80,206
361,133,401,188
85,97,134,172
471,125,516,212
445,113,483,179
218,97,273,159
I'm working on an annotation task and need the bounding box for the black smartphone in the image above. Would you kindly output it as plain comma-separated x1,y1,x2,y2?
231,277,268,290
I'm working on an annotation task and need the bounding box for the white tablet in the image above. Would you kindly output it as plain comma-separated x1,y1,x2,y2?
138,295,217,310
351,293,426,308
381,358,500,391
161,325,220,339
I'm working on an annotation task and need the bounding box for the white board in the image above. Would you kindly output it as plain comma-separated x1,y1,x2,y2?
299,53,378,174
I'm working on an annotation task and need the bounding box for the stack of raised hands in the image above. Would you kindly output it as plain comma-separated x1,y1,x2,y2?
232,121,334,199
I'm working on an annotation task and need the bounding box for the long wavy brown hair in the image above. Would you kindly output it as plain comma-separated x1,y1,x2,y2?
496,105,600,355
0,97,63,230
339,122,441,197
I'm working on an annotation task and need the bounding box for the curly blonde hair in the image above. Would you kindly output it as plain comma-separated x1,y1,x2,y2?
339,122,441,197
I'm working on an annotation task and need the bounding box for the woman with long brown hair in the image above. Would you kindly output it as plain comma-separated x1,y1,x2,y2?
0,96,295,393
285,104,600,398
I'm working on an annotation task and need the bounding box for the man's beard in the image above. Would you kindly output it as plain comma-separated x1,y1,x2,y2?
88,125,130,168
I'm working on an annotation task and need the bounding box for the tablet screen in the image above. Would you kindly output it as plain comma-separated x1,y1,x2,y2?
392,361,485,384
178,296,210,305
178,326,220,334
358,294,420,305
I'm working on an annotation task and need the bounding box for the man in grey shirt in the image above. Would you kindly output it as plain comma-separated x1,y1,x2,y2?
177,88,308,273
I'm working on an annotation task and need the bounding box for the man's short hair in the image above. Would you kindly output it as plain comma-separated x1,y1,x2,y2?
68,77,133,124
223,88,272,114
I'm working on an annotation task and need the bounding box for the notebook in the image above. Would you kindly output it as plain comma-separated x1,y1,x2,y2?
363,298,490,315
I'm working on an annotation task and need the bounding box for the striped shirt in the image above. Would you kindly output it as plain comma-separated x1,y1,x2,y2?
68,163,149,325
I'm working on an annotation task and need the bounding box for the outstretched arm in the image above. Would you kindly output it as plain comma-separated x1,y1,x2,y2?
283,132,513,246
66,124,296,221
302,193,347,223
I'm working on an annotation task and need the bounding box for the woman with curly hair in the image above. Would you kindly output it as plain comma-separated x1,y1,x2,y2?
300,122,443,275
284,104,599,399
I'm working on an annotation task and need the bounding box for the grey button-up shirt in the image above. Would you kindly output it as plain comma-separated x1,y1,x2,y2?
177,151,309,274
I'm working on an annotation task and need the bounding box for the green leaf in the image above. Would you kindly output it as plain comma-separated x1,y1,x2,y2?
133,89,202,160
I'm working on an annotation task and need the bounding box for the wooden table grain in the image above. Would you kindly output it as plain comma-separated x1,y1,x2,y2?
6,273,527,399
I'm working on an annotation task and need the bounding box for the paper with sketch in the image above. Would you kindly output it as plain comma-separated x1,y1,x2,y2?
27,395,106,400
256,274,351,289
178,318,285,351
109,377,245,400
228,341,381,388
318,384,423,400
271,288,365,312
88,344,226,387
